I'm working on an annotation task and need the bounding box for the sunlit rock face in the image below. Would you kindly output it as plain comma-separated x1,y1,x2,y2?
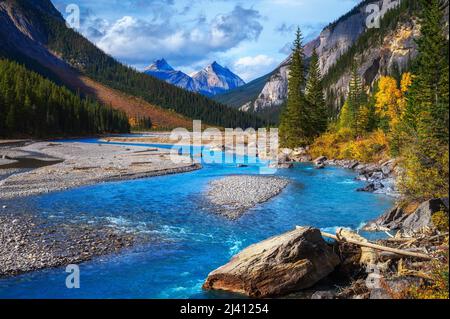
238,0,423,114
192,61,245,96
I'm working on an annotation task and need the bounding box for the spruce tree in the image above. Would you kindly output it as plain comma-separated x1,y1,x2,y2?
405,0,449,144
346,61,366,136
397,0,449,200
279,27,309,148
306,48,328,137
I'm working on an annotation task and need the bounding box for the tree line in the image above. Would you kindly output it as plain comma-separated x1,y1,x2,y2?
0,59,130,137
307,0,448,201
279,28,328,148
8,0,268,129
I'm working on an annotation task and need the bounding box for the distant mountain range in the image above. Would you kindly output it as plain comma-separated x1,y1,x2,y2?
144,59,245,97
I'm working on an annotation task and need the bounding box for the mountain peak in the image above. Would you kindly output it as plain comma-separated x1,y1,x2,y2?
145,59,174,72
143,59,245,96
193,61,245,96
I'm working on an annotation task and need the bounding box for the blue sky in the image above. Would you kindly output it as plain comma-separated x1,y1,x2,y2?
51,0,360,82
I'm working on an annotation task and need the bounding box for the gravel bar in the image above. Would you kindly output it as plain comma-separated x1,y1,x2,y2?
0,141,200,199
207,175,290,219
0,213,138,278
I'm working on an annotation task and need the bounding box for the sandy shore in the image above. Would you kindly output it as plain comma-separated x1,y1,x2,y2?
0,141,200,200
206,175,290,219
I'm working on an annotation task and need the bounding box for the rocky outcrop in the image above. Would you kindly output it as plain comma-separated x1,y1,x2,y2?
250,58,290,112
402,198,449,233
364,198,449,233
278,147,312,163
236,1,420,114
203,227,340,298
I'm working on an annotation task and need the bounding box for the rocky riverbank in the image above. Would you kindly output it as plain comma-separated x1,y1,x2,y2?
274,146,399,197
323,158,398,197
0,212,138,278
0,141,200,199
204,213,448,299
206,175,290,219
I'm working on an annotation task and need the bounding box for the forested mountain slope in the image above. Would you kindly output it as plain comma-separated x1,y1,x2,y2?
217,0,448,120
0,0,266,129
0,59,130,137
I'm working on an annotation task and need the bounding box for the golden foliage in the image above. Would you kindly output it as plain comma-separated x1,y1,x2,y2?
404,248,449,299
398,146,449,200
310,129,389,163
432,211,449,232
375,73,412,128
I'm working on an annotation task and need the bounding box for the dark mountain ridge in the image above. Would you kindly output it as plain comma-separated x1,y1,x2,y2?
0,0,267,129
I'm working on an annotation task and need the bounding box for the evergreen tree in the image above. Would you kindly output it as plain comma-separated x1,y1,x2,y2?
346,61,366,136
404,0,449,144
0,59,130,137
363,80,380,132
306,49,328,137
397,0,449,200
279,27,310,148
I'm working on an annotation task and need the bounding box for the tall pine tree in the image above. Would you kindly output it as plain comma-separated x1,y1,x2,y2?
306,48,328,137
404,0,449,144
279,27,310,148
398,0,449,200
346,61,366,136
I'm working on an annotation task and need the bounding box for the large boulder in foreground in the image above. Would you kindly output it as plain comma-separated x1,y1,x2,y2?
203,227,340,298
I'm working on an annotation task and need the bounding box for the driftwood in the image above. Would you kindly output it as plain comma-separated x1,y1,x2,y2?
318,229,432,260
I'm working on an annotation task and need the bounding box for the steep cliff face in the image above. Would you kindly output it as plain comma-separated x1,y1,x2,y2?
241,57,290,112
224,0,424,117
327,18,420,110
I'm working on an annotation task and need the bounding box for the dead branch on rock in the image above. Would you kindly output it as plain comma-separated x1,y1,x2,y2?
319,230,432,260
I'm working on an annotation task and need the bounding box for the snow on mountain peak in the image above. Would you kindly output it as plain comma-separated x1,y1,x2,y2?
145,58,174,72
144,59,245,97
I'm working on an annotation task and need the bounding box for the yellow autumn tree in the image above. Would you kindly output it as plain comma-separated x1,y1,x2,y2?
376,74,413,128
376,75,403,127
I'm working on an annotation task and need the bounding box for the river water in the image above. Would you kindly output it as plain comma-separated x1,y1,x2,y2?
0,138,393,298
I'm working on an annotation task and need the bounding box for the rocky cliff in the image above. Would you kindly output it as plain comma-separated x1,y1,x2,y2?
221,0,428,116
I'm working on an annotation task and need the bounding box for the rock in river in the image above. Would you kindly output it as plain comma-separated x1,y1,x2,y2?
203,227,340,298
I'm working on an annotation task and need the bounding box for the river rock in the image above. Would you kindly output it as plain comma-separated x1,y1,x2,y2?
269,161,294,169
313,156,327,165
311,290,336,299
313,156,327,169
363,205,407,231
202,227,340,298
339,229,377,265
357,182,384,192
315,163,326,169
402,198,449,233
364,198,449,233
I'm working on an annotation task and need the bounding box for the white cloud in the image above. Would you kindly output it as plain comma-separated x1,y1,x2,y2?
233,54,278,82
86,5,263,68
